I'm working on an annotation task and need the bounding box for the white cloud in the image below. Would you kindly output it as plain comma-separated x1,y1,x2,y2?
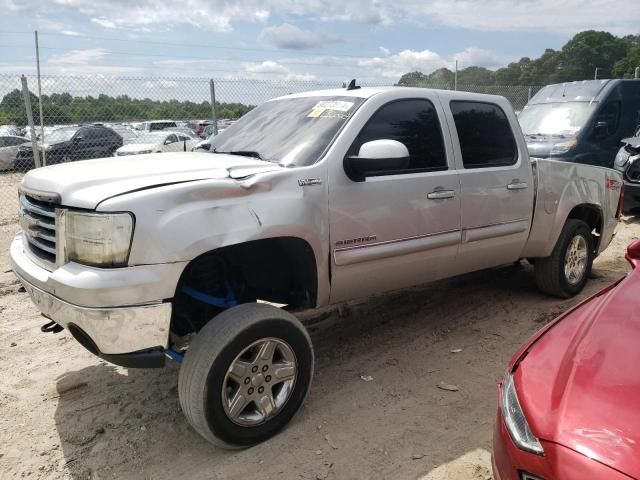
454,47,505,70
48,48,110,65
358,49,447,78
143,80,178,89
2,0,640,34
405,0,640,34
90,17,117,29
260,23,340,50
245,60,316,81
61,30,81,36
358,47,508,78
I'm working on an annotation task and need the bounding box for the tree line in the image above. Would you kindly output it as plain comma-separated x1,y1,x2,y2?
398,30,640,87
0,89,254,126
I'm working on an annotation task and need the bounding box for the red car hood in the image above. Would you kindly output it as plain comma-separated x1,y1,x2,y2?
516,269,640,479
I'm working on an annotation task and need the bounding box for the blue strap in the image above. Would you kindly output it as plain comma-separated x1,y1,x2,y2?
181,282,238,309
164,348,184,363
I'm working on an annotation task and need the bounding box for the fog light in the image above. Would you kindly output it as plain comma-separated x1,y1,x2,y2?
521,472,544,480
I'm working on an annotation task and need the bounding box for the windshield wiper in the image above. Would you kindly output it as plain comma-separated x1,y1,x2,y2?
213,149,263,160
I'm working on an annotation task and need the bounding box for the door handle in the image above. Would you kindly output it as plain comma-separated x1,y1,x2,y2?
506,181,528,190
427,189,456,200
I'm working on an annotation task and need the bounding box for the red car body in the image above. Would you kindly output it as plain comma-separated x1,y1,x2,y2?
493,240,640,480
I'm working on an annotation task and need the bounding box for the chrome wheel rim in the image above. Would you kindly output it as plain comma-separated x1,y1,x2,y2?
564,234,588,285
222,337,297,426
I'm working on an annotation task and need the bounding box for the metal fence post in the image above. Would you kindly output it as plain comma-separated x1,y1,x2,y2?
210,79,218,136
20,75,41,168
35,30,46,166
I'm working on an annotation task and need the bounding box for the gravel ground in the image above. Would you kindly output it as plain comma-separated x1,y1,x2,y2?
0,172,22,226
0,217,637,480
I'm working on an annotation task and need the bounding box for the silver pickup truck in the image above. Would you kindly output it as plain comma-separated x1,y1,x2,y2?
10,86,623,447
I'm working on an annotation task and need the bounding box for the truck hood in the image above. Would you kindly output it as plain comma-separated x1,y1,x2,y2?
21,152,282,209
516,270,640,478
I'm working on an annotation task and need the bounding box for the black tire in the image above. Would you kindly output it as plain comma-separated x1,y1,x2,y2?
534,219,594,298
178,303,314,448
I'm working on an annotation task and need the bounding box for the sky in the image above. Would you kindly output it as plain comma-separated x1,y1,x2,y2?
0,0,640,101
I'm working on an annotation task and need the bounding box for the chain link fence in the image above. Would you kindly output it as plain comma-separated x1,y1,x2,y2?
0,74,540,224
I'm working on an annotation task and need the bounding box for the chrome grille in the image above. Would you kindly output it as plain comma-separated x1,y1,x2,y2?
19,193,58,266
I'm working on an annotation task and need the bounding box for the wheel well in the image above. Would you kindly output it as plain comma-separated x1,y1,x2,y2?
171,237,318,336
567,204,602,251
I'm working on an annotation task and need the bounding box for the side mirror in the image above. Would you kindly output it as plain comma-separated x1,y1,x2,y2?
344,139,410,182
593,121,610,139
73,136,83,143
626,240,640,268
164,139,172,145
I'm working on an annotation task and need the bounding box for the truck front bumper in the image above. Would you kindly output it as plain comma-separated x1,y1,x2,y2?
10,233,188,367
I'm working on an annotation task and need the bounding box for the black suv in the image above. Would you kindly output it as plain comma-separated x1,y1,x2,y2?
15,125,123,170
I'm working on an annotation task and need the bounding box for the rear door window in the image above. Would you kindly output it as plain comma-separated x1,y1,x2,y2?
450,101,517,169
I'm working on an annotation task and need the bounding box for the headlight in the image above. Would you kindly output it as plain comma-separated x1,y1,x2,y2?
614,149,630,169
501,373,544,455
550,139,577,156
62,211,134,267
138,149,153,154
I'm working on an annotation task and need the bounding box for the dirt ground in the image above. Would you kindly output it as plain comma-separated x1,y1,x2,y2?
1,217,638,480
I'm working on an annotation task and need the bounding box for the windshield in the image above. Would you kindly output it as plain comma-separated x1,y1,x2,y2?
46,128,77,144
518,102,596,137
209,96,364,167
131,132,165,144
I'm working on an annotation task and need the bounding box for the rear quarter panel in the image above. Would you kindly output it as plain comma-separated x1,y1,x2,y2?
521,159,621,258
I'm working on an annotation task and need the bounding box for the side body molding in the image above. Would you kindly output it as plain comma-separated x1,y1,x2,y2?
333,230,461,266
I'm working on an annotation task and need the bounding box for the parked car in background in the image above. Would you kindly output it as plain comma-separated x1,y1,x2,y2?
0,126,22,137
192,129,226,152
203,125,227,138
0,135,28,170
520,79,640,168
170,127,200,139
189,119,214,137
613,129,640,214
109,125,139,145
114,131,198,156
10,86,622,448
15,125,123,169
191,137,212,152
136,120,178,132
493,239,640,480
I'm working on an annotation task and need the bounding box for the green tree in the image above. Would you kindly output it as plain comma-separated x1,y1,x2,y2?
0,88,39,126
552,31,627,81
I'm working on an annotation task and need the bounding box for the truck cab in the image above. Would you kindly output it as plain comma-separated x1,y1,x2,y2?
520,79,640,168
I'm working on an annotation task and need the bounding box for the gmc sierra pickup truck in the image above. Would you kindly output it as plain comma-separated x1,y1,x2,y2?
10,86,623,448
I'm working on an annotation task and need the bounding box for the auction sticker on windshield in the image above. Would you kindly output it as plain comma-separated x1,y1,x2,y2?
308,100,355,118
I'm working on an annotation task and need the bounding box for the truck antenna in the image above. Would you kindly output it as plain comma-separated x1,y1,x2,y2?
346,79,361,91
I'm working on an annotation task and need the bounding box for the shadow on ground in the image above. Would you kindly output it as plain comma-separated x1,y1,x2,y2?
53,263,622,479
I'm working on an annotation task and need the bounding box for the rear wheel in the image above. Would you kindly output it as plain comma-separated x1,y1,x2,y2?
534,219,594,298
178,303,314,448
